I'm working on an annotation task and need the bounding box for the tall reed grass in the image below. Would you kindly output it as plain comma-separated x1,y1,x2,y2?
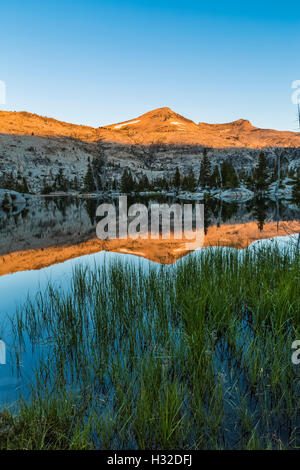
0,245,299,449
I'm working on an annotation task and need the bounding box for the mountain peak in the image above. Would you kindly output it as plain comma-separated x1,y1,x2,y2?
103,107,196,132
149,106,173,113
139,107,189,122
232,119,253,127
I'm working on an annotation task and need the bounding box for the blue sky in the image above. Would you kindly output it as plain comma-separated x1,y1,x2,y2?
1,1,300,130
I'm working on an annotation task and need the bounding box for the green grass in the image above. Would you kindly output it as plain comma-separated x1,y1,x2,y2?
0,245,299,450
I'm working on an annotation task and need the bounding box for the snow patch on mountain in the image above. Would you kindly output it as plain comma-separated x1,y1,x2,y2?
114,120,140,129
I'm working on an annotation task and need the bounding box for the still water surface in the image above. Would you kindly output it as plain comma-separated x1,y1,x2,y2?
0,196,299,407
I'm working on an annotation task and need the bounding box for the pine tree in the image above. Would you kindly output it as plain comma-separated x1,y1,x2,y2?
163,177,169,191
199,149,211,188
188,168,197,192
137,174,150,191
92,149,105,190
155,176,169,191
84,161,97,192
292,170,300,203
120,169,135,193
221,161,239,189
41,178,52,195
72,176,79,191
253,152,269,192
209,165,221,188
120,169,128,192
270,163,277,183
252,197,267,231
172,167,181,190
181,175,189,191
21,177,29,193
55,168,69,191
182,168,197,192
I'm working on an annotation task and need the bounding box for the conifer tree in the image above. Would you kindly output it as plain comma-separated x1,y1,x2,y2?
253,197,268,231
54,168,69,191
72,176,79,191
253,152,269,192
182,168,197,192
221,162,239,189
181,175,189,191
92,148,105,190
21,177,29,193
84,161,97,192
199,149,211,188
137,174,150,191
41,178,52,195
112,179,117,190
120,169,135,193
209,165,221,188
172,167,181,190
292,170,300,203
163,177,169,191
188,168,197,192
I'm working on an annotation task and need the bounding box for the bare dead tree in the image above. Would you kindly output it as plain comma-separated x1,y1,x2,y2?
274,149,282,196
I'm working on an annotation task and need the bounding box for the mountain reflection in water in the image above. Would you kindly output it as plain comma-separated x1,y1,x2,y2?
0,195,299,275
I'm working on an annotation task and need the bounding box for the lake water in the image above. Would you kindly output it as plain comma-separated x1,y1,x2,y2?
0,195,299,408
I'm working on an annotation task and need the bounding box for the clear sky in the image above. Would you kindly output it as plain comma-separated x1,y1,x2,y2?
1,1,300,130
